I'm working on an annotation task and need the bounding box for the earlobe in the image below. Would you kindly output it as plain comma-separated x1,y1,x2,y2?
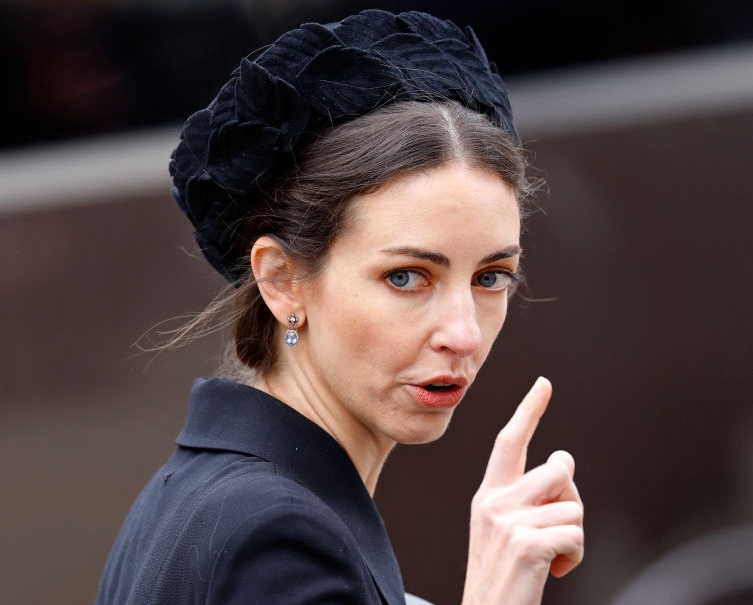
250,236,304,326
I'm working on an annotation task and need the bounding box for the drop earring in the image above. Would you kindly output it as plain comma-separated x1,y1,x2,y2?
285,313,299,347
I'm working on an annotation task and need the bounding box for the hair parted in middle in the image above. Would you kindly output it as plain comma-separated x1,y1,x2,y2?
170,10,523,283
228,99,536,374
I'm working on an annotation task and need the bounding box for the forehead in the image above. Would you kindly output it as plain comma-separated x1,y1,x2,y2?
340,164,521,250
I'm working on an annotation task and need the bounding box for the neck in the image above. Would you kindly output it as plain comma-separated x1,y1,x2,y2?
252,370,395,496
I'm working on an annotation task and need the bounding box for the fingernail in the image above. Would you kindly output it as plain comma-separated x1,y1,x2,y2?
533,376,549,392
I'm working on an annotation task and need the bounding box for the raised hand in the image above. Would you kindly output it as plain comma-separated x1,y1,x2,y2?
461,377,584,605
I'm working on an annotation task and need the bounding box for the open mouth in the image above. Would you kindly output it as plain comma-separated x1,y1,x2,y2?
423,383,457,392
412,381,466,408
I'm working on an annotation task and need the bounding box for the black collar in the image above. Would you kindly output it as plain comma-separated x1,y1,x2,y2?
175,377,405,605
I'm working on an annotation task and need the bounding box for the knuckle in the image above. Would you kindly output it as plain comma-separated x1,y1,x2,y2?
471,488,514,522
563,500,584,521
562,524,585,554
549,460,572,483
493,430,515,452
570,528,586,556
551,449,575,467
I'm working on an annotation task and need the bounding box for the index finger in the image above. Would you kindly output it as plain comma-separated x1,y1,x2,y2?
480,376,552,488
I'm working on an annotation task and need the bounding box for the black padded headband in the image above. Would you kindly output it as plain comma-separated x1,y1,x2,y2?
170,9,519,282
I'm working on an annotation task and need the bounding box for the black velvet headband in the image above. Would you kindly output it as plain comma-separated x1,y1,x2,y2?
170,9,519,283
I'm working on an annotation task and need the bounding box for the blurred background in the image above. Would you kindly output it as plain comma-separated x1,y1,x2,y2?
1,1,752,604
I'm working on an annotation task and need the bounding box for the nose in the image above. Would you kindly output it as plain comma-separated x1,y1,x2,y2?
428,288,483,357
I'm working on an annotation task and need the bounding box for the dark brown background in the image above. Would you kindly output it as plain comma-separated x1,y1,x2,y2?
3,92,752,605
2,2,752,604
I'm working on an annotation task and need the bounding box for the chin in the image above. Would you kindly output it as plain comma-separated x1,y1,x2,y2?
394,413,454,445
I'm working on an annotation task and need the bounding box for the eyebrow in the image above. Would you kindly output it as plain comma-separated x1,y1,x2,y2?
381,245,522,267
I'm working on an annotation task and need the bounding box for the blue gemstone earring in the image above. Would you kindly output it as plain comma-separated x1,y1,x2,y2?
285,313,299,347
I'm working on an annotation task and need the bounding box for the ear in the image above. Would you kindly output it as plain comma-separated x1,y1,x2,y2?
249,236,305,326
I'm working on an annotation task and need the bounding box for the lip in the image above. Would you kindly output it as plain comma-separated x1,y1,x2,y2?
409,376,469,409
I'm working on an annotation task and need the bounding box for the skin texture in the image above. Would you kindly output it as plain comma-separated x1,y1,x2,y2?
462,377,584,605
252,162,584,603
253,163,521,488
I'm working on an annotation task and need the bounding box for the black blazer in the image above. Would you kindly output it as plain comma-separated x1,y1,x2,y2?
97,378,405,604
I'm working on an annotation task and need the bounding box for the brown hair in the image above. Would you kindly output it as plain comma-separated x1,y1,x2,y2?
163,100,537,376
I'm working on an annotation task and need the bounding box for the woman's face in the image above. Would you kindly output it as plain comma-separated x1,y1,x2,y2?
292,162,521,452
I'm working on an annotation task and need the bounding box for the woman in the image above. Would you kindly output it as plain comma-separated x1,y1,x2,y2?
97,9,584,605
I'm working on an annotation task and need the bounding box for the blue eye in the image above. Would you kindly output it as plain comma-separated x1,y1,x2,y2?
476,270,516,291
386,270,424,289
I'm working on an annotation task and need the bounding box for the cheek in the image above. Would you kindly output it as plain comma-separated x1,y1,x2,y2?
494,300,510,332
479,301,510,352
310,288,401,364
338,306,407,360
